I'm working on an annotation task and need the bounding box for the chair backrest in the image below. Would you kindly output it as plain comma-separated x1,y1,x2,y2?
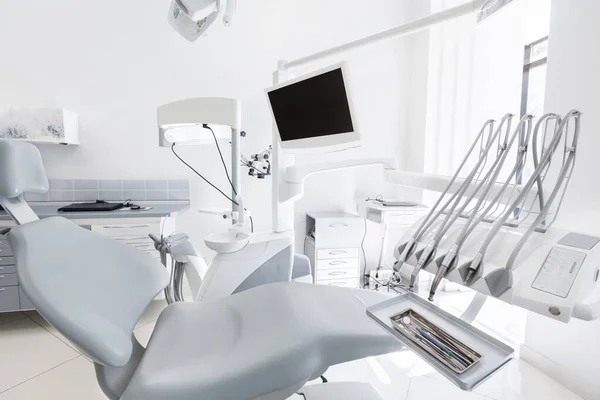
0,140,169,368
9,217,169,367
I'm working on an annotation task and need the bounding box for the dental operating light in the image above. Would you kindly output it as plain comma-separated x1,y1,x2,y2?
168,0,236,41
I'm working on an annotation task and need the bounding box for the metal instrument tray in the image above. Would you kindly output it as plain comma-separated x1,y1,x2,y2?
367,292,514,391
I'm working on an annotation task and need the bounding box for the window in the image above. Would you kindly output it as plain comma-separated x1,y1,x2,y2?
518,36,549,184
520,36,549,118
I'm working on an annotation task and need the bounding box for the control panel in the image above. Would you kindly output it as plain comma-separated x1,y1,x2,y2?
532,247,586,298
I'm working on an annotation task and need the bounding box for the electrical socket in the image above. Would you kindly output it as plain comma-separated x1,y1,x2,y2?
368,269,394,290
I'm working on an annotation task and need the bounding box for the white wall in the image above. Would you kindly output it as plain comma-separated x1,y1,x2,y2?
523,1,600,398
0,0,414,260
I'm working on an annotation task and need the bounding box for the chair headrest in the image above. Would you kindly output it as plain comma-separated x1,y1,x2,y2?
0,140,49,198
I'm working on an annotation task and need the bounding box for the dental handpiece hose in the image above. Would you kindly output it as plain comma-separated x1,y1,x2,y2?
408,116,511,291
424,115,518,298
434,115,532,293
462,123,533,285
464,112,578,283
408,114,513,291
395,120,495,272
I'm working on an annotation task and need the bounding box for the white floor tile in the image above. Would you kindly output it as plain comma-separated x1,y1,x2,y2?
473,359,583,400
24,312,80,354
0,357,106,400
0,318,79,393
323,353,412,400
407,376,493,400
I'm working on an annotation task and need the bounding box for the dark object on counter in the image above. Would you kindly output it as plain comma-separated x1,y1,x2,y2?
58,200,124,213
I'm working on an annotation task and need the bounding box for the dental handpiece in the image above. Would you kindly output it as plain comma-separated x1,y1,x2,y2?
455,116,534,287
429,245,458,301
420,116,514,295
395,120,496,271
427,119,517,298
466,113,578,283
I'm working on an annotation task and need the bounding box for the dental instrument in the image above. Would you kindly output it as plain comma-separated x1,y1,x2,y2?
393,120,495,276
401,115,512,291
483,111,581,297
464,113,578,292
427,115,534,301
392,110,600,323
369,292,512,390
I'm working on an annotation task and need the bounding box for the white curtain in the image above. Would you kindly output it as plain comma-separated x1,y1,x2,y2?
423,0,552,179
423,0,477,177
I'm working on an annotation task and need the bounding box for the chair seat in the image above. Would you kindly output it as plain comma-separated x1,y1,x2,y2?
121,283,399,400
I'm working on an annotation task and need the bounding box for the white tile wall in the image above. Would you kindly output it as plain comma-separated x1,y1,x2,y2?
39,180,190,202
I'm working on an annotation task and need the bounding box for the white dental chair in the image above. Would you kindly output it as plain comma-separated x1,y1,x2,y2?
0,139,400,400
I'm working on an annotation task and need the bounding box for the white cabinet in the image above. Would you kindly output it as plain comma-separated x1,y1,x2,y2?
304,212,365,288
0,107,79,145
91,222,163,260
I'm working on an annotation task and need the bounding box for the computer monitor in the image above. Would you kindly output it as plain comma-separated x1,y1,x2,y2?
266,62,360,152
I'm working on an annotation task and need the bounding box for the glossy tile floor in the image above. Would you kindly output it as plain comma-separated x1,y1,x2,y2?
0,302,584,400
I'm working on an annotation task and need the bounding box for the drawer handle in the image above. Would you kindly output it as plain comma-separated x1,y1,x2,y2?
328,271,347,276
329,251,348,256
329,223,349,228
0,275,4,279
0,288,4,292
328,282,348,286
329,261,347,266
102,225,150,229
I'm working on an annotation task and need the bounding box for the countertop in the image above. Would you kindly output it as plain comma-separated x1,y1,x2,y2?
0,201,190,221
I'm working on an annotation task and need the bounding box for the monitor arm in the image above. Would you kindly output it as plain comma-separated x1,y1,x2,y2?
280,157,399,203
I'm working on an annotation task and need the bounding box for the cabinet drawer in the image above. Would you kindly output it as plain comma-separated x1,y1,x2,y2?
92,223,160,238
0,247,13,257
19,288,35,310
317,258,359,271
0,257,15,266
115,236,152,243
316,218,364,247
317,248,359,260
0,264,16,274
0,274,18,287
0,238,10,248
315,278,358,288
0,287,20,312
316,267,358,281
128,243,155,250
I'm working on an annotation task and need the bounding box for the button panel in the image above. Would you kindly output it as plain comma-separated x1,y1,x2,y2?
532,247,586,298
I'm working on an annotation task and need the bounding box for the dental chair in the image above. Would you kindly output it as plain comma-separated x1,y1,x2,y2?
0,139,400,400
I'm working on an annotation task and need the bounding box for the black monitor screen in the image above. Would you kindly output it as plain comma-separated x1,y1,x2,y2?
268,68,354,142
